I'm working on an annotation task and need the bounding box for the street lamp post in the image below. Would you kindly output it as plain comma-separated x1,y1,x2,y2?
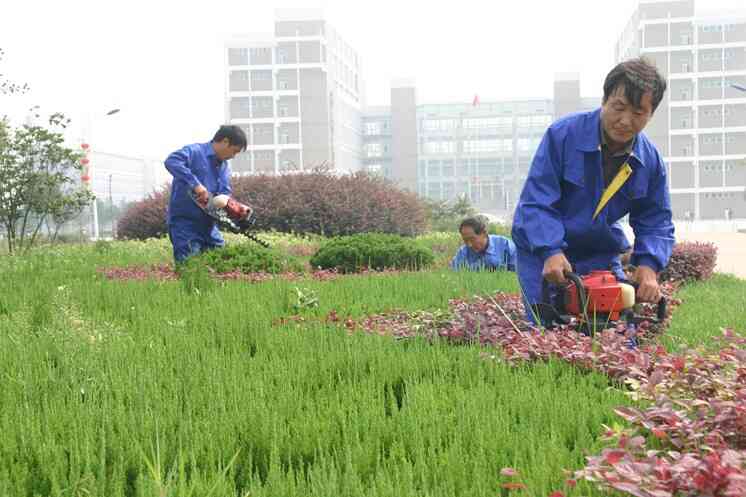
108,173,114,238
731,84,746,93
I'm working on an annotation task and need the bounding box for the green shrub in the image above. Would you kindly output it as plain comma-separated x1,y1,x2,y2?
310,233,435,273
197,243,303,274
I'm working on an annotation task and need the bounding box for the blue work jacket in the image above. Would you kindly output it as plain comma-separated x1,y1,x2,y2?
450,235,517,271
511,109,674,272
164,142,232,231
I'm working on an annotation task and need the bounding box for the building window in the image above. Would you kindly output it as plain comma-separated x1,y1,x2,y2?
424,141,456,154
366,143,382,157
365,122,383,135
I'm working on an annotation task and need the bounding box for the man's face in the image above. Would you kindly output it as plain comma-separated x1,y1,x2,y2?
215,139,244,161
601,87,654,147
460,226,488,253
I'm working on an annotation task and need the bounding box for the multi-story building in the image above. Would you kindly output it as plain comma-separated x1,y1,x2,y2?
616,0,746,220
89,152,162,204
362,76,597,216
224,8,364,175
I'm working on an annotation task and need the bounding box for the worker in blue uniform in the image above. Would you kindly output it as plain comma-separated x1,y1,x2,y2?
451,217,517,271
511,58,675,322
165,125,247,263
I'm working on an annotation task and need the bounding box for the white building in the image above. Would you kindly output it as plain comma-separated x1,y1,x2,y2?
616,0,746,220
224,8,365,175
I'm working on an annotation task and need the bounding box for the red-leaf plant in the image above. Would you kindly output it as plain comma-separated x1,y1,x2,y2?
350,284,746,497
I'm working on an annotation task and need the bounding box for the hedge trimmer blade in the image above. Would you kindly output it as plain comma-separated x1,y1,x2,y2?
189,191,270,249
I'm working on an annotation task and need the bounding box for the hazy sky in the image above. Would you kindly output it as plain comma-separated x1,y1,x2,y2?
1,0,744,161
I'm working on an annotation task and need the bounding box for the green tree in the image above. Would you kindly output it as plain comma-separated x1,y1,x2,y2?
1,48,92,252
425,194,478,232
0,114,94,253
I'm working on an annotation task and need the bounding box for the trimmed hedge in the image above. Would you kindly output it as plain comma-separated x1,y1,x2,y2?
230,169,427,236
197,243,303,274
116,189,169,240
309,233,435,273
117,170,427,240
660,241,718,282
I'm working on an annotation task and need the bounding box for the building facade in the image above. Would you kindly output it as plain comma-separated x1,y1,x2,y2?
224,9,364,175
224,2,746,220
616,0,746,220
362,80,597,216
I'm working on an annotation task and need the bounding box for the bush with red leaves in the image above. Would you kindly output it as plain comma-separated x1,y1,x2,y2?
230,168,427,237
115,169,427,240
659,241,718,283
116,188,170,240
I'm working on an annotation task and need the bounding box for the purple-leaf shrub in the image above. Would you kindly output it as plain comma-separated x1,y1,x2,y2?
230,168,428,236
660,242,718,283
116,188,170,240
115,169,428,240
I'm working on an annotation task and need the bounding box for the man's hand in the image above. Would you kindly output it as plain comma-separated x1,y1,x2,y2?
542,252,573,284
633,265,660,303
193,184,208,207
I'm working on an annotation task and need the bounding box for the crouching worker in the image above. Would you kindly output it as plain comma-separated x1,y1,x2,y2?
165,125,247,264
450,217,517,271
511,57,675,324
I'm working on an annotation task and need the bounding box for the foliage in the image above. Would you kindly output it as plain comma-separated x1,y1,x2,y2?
115,188,169,240
195,242,303,275
660,241,718,283
0,48,29,97
0,114,93,253
425,194,477,232
231,167,428,236
309,233,435,273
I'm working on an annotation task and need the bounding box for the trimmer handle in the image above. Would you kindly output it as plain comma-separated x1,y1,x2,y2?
628,280,667,322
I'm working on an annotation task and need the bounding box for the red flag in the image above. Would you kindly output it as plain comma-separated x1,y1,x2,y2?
472,94,480,106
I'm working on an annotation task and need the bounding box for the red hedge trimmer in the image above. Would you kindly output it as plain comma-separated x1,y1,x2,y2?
533,270,667,341
189,191,270,248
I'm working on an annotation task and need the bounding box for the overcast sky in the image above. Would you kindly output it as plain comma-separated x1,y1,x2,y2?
1,0,744,161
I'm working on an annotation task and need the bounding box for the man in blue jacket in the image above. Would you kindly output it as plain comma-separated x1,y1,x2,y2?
451,217,517,271
165,125,247,263
511,58,675,322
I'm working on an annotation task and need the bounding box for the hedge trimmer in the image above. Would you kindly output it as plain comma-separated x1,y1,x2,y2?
189,191,270,248
533,270,667,345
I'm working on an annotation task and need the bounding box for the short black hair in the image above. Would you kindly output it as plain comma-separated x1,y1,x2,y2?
603,57,667,113
213,125,247,151
459,217,487,235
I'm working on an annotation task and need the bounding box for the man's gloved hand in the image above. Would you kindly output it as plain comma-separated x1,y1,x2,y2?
633,265,661,303
542,252,573,284
193,184,209,207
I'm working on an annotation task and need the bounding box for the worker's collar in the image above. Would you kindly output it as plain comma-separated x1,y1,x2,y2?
205,142,223,166
600,125,635,158
576,108,646,168
472,234,491,255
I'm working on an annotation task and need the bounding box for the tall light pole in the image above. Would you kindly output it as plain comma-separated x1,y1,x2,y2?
731,84,746,93
108,173,114,238
82,108,120,240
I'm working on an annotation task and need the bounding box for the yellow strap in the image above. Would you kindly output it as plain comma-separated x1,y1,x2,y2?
593,163,633,220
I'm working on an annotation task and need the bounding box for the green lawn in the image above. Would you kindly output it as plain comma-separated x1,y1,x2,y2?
0,238,743,497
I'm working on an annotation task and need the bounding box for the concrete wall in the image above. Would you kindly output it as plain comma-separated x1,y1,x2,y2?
390,86,418,192
299,68,330,167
